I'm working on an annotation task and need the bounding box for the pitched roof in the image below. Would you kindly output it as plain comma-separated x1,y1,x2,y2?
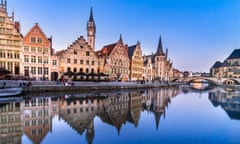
227,49,240,60
55,50,65,56
24,23,49,42
101,43,117,56
100,35,124,56
128,45,136,59
211,61,223,68
143,54,155,65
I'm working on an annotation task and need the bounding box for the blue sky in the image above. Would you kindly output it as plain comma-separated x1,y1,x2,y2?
7,0,240,72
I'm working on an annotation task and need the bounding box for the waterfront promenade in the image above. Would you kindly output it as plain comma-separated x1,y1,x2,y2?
0,80,182,93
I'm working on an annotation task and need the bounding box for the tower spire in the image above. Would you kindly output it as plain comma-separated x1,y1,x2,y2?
12,10,14,21
166,47,168,59
119,34,123,43
156,36,165,56
89,7,94,22
4,0,6,11
87,7,96,50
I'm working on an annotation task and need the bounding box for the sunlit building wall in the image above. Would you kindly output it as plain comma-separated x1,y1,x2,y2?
0,1,22,75
128,42,143,81
22,23,52,80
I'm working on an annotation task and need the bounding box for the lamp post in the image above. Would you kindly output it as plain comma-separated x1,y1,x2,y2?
42,52,45,81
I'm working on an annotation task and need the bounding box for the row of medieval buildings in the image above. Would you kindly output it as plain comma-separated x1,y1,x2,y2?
0,1,182,81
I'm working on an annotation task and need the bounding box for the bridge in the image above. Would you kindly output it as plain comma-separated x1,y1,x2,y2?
173,77,240,85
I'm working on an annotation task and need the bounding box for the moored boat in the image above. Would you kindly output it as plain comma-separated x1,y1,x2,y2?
0,87,23,97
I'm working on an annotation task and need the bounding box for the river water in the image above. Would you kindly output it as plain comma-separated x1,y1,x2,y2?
1,86,240,144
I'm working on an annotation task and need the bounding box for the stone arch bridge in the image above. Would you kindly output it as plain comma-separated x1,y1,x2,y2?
173,77,240,85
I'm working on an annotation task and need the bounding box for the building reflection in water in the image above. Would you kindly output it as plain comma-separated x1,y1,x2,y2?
209,88,240,120
142,87,181,130
0,87,180,144
0,99,23,144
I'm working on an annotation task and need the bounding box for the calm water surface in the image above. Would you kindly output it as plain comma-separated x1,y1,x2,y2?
1,86,240,144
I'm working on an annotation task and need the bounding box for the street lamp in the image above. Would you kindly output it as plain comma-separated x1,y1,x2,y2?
42,52,45,81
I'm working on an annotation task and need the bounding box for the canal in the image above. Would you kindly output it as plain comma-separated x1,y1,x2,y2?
1,86,240,144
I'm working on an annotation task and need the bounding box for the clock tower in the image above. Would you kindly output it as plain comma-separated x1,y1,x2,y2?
87,7,96,51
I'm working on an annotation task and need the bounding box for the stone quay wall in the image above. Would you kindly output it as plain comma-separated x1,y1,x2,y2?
0,80,183,93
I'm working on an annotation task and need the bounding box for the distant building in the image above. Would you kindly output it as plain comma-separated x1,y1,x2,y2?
210,49,240,78
22,23,53,80
172,68,183,80
99,35,130,81
0,1,22,75
128,42,143,81
143,37,173,81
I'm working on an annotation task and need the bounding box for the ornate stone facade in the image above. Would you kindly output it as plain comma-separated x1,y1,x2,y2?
0,1,22,75
128,42,143,81
56,8,105,81
57,36,103,80
22,23,52,80
99,35,130,81
143,37,173,81
143,55,154,81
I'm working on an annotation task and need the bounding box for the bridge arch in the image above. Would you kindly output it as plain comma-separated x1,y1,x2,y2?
187,77,218,85
223,79,240,85
172,77,240,85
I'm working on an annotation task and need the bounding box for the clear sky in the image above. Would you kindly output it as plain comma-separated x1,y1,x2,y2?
7,0,240,72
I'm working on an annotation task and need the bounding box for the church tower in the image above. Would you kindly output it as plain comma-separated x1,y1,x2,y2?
87,7,96,51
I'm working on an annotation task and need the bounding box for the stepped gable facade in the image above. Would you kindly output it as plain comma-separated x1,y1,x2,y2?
99,35,130,81
57,36,103,81
128,41,143,81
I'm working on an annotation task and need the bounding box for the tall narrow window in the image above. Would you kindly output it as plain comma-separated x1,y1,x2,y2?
67,58,71,64
38,38,43,44
31,37,36,43
74,59,77,64
86,51,90,56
